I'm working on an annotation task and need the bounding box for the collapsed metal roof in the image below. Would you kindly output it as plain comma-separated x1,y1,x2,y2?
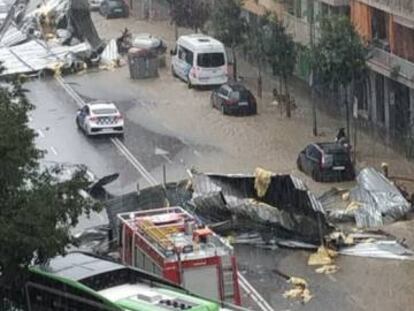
0,0,102,77
350,167,412,227
0,39,90,75
105,172,330,243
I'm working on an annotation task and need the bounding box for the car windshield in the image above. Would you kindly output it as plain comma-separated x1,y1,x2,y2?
230,90,249,101
197,53,225,67
108,0,122,6
92,108,118,115
332,152,350,164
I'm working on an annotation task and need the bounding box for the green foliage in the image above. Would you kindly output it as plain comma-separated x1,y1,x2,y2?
263,14,297,81
244,13,269,70
0,78,101,287
210,0,247,49
167,0,210,32
311,15,367,88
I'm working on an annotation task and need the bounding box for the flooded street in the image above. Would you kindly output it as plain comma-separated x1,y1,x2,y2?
21,8,414,311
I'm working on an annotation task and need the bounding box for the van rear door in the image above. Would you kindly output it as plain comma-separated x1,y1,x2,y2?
196,52,226,80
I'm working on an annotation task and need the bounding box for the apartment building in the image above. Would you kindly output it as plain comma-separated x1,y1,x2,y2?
350,0,414,142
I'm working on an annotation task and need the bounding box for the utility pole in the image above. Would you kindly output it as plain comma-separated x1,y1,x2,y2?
308,0,317,136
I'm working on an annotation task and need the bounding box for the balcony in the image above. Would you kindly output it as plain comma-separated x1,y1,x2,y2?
282,12,322,46
283,12,311,45
368,47,414,89
319,0,349,6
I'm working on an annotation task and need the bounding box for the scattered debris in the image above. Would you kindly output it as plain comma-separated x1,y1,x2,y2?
308,246,337,266
100,38,120,68
0,0,102,77
322,168,412,228
339,240,414,261
315,265,339,275
283,277,313,304
254,167,272,198
191,170,331,243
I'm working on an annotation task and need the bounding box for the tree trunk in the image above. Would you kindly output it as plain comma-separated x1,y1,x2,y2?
284,75,291,118
257,66,262,99
174,23,178,40
232,48,237,81
345,87,350,139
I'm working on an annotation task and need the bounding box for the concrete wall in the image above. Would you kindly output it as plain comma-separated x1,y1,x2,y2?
355,0,414,21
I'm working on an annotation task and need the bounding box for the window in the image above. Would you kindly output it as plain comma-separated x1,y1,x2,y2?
306,146,320,160
197,53,225,68
372,9,388,42
178,46,193,65
218,86,229,97
91,108,117,115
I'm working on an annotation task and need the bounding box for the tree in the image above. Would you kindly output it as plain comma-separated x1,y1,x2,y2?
210,0,247,80
311,15,368,137
0,78,101,295
263,14,297,118
168,0,211,39
244,13,269,99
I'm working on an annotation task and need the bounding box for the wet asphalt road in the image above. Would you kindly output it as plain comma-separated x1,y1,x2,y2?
25,75,414,311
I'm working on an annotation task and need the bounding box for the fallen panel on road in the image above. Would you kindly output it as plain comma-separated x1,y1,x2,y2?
0,39,91,76
339,240,414,261
322,167,412,228
191,171,331,243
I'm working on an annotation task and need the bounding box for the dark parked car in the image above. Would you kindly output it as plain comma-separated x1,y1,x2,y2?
297,142,355,182
210,83,257,115
99,0,129,18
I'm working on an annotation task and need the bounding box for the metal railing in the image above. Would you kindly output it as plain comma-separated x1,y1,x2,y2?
282,12,321,46
282,12,311,45
368,47,414,87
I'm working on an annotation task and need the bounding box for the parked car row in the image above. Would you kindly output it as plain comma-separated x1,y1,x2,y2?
74,25,353,183
170,34,257,116
89,0,129,18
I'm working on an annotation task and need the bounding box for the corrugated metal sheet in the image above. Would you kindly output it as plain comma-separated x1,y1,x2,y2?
191,173,329,243
339,240,414,260
0,39,91,76
350,167,412,227
0,25,26,46
100,38,119,65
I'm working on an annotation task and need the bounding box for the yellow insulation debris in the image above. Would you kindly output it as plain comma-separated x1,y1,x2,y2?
254,167,272,198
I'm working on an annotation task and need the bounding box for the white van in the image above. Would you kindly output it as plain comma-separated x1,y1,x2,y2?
171,34,228,88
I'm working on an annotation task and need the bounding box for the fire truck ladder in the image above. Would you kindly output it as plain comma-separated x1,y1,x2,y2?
140,219,177,251
221,255,236,303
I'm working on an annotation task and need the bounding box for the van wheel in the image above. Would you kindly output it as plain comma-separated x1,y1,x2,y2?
187,77,192,89
312,169,321,182
76,117,82,130
171,66,177,78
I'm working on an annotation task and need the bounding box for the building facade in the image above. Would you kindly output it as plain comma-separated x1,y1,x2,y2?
350,0,414,150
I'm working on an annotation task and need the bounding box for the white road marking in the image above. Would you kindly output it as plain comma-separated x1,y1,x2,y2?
55,74,273,311
50,146,58,155
37,129,45,138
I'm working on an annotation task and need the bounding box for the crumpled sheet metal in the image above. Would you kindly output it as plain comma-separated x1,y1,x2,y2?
0,39,91,76
100,38,120,68
350,167,412,227
0,25,27,47
339,240,414,261
191,172,329,243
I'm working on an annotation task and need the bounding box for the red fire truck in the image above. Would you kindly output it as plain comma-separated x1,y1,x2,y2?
117,207,241,305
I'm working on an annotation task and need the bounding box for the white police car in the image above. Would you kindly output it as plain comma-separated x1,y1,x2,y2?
76,102,124,136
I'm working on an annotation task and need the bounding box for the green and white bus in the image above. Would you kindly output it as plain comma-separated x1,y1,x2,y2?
25,252,237,311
